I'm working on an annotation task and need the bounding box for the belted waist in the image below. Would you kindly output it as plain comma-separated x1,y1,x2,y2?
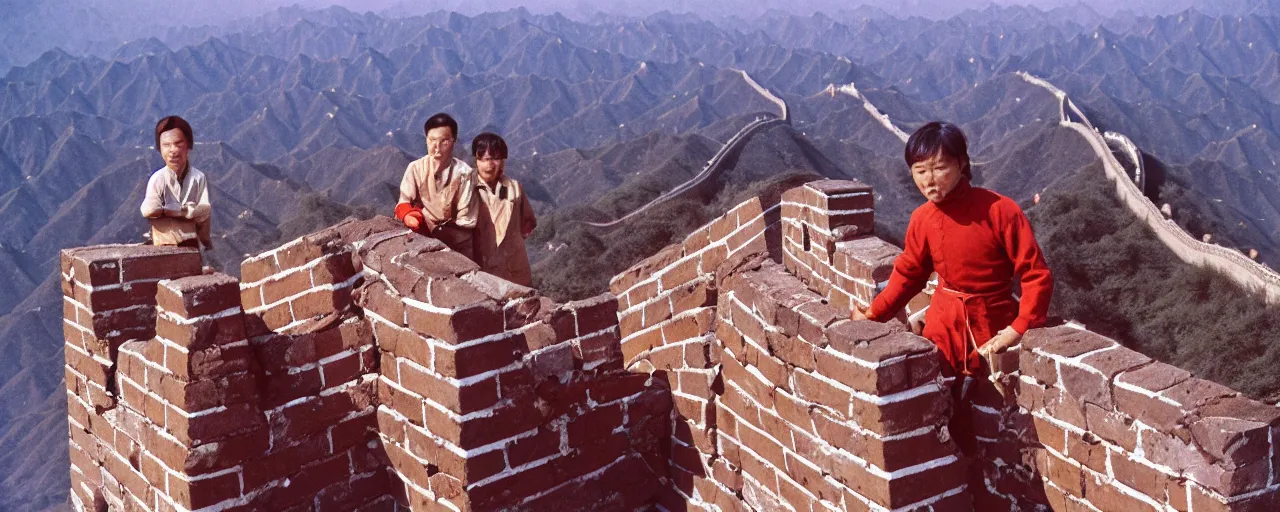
932,282,1014,375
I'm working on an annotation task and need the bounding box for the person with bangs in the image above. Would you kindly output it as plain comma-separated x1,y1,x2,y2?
853,121,1054,384
470,132,537,287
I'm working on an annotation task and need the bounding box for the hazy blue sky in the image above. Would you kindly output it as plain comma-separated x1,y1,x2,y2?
0,0,1253,71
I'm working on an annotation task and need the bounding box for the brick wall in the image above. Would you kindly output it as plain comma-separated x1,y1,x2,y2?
609,197,770,509
1018,326,1280,511
713,260,967,510
66,182,1280,512
65,216,669,512
610,185,969,511
357,226,669,511
779,179,932,319
63,245,204,511
239,227,362,336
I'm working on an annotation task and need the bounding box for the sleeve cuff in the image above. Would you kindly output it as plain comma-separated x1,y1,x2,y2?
865,301,888,322
394,203,419,220
1010,317,1031,335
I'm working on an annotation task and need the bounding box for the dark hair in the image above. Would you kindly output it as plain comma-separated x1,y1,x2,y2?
423,112,459,139
472,132,508,160
154,115,193,150
905,121,971,180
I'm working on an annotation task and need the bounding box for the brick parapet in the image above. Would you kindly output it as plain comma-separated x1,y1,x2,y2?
1017,326,1280,511
68,183,1280,512
779,179,932,319
714,260,967,511
356,223,665,511
65,216,665,512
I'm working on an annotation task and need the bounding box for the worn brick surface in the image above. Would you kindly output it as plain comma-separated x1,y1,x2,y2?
66,188,1280,512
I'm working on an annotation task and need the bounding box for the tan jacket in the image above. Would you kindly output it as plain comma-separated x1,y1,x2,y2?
140,165,212,248
397,156,479,228
474,176,536,287
397,156,479,258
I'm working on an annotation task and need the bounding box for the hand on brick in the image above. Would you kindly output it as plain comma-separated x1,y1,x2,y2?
979,326,1022,357
404,212,428,231
850,305,869,321
909,317,925,336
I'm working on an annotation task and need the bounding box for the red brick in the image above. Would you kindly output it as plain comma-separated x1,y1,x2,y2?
432,334,520,379
567,403,625,446
576,329,622,368
660,257,701,292
102,453,153,506
184,428,270,476
1083,402,1138,452
585,373,652,403
276,237,336,271
570,294,619,336
1189,483,1280,512
311,256,358,287
259,455,352,510
261,270,311,305
321,351,364,387
168,466,241,509
329,412,378,454
642,299,673,330
649,343,683,371
399,363,499,415
171,402,265,445
406,302,504,345
314,470,392,512
1082,471,1157,512
673,394,711,425
443,403,541,450
242,436,330,490
291,288,353,322
75,283,158,314
157,275,241,319
241,255,281,284
506,426,560,467
792,370,849,412
71,255,124,285
677,370,714,399
1033,416,1069,453
256,301,294,332
621,329,661,365
1064,430,1109,475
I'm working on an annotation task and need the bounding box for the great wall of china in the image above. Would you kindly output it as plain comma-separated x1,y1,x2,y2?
1015,71,1280,305
63,174,1280,511
587,70,789,228
828,82,910,143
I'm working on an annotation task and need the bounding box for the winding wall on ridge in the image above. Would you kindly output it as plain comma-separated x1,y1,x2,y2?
1017,71,1280,305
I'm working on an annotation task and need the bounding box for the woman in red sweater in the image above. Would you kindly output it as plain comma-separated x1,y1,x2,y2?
853,122,1053,376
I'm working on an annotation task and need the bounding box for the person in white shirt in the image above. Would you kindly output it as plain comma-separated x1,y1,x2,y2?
139,115,212,250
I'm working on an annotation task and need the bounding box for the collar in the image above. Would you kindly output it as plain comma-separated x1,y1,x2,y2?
478,177,509,199
167,163,190,182
431,157,456,179
934,179,973,209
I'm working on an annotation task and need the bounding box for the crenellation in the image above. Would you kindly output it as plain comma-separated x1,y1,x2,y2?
64,182,1280,510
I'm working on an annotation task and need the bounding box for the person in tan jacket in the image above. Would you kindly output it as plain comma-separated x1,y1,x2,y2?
394,113,481,259
140,116,212,250
470,133,537,286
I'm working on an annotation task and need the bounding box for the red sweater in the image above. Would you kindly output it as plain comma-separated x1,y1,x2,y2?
868,181,1053,373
